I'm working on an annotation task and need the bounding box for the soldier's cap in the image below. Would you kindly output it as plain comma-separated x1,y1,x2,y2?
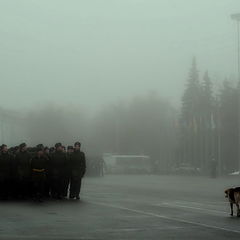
55,142,62,148
1,144,7,150
44,146,49,151
67,146,73,150
74,142,81,147
36,144,44,149
19,143,27,149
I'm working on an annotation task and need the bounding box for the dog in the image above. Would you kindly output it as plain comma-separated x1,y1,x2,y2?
225,187,240,216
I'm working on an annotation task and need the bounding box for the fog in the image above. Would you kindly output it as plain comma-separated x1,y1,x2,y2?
0,0,238,111
1,1,240,239
0,0,239,170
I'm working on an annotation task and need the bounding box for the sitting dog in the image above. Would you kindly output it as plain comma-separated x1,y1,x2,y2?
225,187,240,216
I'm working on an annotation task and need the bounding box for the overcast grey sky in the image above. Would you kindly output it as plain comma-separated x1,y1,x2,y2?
0,0,239,111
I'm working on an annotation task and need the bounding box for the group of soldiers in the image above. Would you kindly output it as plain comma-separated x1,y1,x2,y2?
0,141,86,202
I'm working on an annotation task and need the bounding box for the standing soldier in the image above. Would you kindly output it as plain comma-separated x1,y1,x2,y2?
0,144,14,199
49,143,67,199
10,146,19,198
49,147,55,154
67,146,74,155
36,144,44,152
69,142,86,200
62,146,66,153
62,146,73,198
44,147,51,198
31,148,47,202
15,143,32,199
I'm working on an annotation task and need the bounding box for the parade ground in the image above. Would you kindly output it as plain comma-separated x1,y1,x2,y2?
0,174,240,240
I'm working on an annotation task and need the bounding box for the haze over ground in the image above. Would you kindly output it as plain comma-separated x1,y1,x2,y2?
1,3,240,240
0,0,239,112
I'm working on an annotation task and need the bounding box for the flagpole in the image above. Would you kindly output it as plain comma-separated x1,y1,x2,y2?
231,13,240,172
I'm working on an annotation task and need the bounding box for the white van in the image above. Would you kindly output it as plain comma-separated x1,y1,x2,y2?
103,154,151,174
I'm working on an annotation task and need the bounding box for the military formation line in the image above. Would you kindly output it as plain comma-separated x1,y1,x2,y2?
0,142,86,201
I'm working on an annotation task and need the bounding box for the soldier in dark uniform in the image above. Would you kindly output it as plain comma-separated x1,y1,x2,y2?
36,144,44,151
49,147,55,154
0,144,13,199
62,146,73,198
31,148,47,202
67,146,74,155
9,146,18,199
69,142,86,200
43,147,51,198
14,146,20,154
15,143,32,199
49,143,67,199
44,147,49,155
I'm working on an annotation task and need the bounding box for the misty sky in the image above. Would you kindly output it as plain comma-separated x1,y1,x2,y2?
0,0,239,112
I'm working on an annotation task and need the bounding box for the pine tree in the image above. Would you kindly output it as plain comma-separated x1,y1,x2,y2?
182,57,200,124
201,71,214,172
219,80,239,172
181,57,201,167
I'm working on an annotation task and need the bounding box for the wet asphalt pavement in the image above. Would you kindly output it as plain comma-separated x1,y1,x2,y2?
0,174,240,239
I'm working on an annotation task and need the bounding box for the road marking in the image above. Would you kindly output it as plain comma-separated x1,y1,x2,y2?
85,192,229,215
156,202,229,215
0,234,96,240
85,192,123,196
175,200,228,206
88,200,240,234
95,226,184,233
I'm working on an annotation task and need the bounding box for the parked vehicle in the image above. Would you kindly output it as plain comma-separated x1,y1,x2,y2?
103,154,151,174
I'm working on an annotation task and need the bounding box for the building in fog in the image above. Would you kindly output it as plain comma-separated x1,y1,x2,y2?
0,107,29,146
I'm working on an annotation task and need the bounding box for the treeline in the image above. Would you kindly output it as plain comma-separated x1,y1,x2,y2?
23,58,239,175
178,58,239,175
25,95,177,174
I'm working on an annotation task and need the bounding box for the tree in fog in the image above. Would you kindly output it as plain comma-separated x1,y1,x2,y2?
180,57,240,174
199,71,215,171
180,58,201,168
219,80,239,173
179,59,218,172
91,92,177,173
